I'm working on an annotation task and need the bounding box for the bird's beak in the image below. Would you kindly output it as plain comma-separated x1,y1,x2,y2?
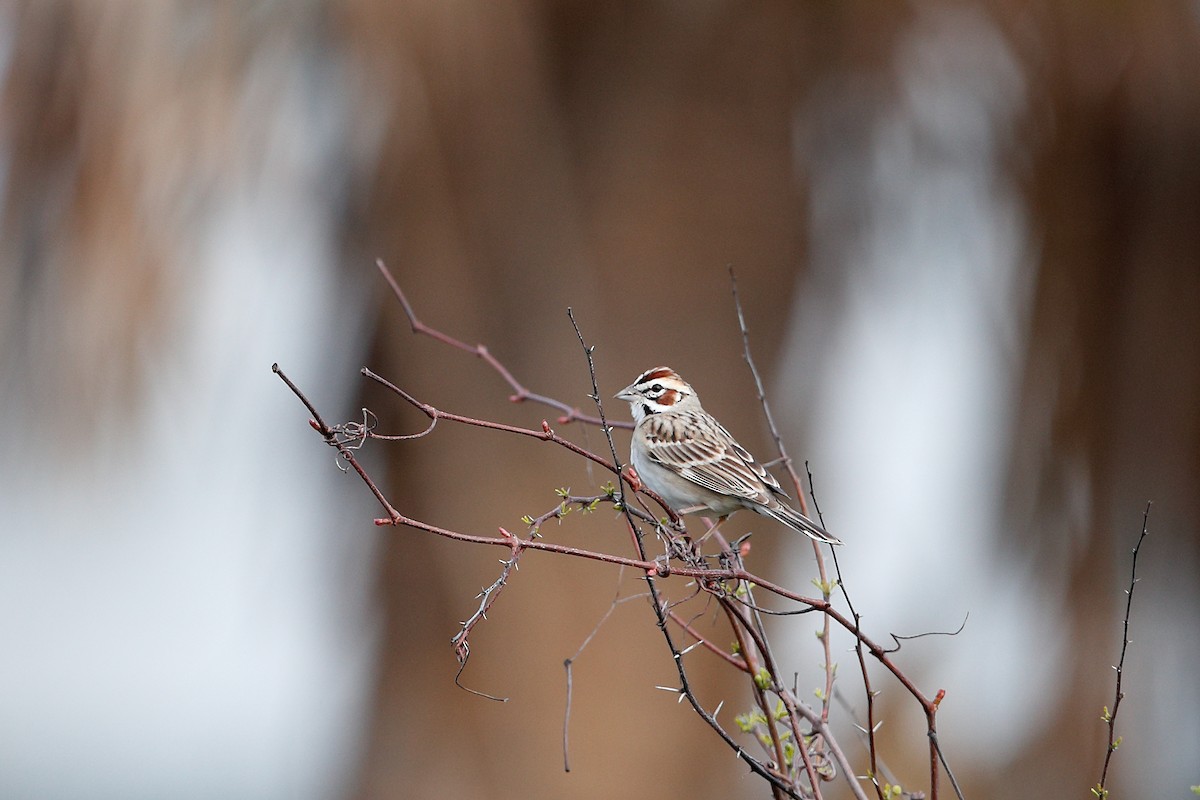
614,384,637,401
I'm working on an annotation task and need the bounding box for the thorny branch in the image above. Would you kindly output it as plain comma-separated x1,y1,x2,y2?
451,529,520,702
274,264,969,800
1093,502,1151,799
729,269,841,788
730,268,965,800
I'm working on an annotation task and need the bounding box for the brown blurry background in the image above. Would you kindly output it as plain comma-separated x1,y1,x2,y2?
1,3,1197,799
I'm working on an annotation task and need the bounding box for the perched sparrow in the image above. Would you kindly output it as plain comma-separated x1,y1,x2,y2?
615,367,841,546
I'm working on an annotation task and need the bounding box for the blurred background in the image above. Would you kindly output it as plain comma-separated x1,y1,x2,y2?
1,2,1197,798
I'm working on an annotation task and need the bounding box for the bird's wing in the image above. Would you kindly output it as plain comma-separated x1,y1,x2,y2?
642,411,780,506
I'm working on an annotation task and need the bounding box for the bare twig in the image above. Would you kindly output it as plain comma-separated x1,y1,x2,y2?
1093,502,1152,799
884,614,970,654
272,363,401,521
563,581,646,771
816,463,889,800
376,259,629,429
449,527,523,702
729,269,838,704
729,270,853,794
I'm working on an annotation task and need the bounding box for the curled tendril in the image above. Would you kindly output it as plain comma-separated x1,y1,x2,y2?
328,407,439,469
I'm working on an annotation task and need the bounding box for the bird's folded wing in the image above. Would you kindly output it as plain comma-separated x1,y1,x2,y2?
643,413,778,505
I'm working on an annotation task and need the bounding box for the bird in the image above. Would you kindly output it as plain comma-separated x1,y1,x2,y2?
614,366,841,545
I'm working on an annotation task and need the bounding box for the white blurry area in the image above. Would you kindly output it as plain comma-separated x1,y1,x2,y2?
782,4,1047,759
782,7,1193,797
0,13,381,800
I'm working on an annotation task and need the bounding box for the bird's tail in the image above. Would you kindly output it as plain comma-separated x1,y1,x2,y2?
762,501,842,546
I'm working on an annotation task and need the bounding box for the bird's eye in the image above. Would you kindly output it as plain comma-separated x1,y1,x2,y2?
650,383,663,393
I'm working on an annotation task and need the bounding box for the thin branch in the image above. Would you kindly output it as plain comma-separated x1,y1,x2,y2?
819,469,887,800
722,600,802,800
728,269,839,713
449,528,522,702
932,724,965,800
272,363,401,521
564,581,647,772
1094,501,1152,799
375,259,629,429
884,614,970,655
729,270,854,794
665,607,748,670
832,686,903,790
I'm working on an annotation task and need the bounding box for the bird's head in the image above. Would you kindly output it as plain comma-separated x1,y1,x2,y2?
615,367,699,423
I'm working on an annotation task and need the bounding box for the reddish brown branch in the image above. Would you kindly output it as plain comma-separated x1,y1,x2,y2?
729,272,877,793
375,259,629,429
665,608,747,670
728,272,840,690
359,366,676,516
272,363,401,522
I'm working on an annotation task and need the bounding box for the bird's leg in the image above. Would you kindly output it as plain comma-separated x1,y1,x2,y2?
694,515,729,548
